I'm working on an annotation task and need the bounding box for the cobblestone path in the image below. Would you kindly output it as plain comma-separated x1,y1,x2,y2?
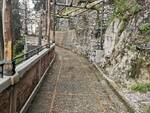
27,47,130,113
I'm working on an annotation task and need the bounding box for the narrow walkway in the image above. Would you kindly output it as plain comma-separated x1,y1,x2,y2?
27,47,130,113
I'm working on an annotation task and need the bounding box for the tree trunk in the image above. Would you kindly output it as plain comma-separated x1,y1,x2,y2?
47,0,51,44
2,0,13,75
38,15,42,46
24,0,28,35
0,37,4,60
53,0,56,43
45,0,48,37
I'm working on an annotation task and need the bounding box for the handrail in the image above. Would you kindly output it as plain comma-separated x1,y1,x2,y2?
0,44,51,78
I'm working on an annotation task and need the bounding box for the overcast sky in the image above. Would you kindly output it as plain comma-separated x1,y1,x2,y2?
19,0,34,8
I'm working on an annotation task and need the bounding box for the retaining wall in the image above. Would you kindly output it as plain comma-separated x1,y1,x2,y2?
52,30,76,49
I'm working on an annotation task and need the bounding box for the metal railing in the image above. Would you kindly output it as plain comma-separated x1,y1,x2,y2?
0,61,5,78
0,44,50,78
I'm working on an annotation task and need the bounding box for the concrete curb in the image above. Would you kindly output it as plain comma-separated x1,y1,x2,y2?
93,63,136,113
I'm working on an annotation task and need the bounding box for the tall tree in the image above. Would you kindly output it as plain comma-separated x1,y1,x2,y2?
32,0,51,44
32,0,46,11
20,0,28,35
47,0,51,44
12,0,21,40
0,0,3,60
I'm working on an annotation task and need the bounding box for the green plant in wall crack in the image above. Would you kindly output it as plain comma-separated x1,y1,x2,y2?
118,20,126,35
110,0,142,35
113,0,141,20
14,37,25,57
114,0,129,17
130,2,141,15
139,22,150,42
131,83,150,93
139,23,150,35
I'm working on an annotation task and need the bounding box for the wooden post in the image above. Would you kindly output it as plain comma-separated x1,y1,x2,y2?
2,0,13,75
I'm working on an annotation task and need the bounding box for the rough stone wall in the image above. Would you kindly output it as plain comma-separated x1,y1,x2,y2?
100,2,150,85
55,0,150,85
53,30,77,49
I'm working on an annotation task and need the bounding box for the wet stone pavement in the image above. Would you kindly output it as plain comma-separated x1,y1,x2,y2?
27,47,130,113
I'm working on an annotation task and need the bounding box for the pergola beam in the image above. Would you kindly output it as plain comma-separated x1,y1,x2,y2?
56,0,102,16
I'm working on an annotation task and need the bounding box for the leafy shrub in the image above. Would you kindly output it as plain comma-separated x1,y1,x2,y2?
14,38,25,57
130,2,141,14
131,83,150,93
139,22,150,42
139,23,150,35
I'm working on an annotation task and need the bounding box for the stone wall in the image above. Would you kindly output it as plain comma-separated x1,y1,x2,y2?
53,30,76,49
0,44,55,113
99,0,150,84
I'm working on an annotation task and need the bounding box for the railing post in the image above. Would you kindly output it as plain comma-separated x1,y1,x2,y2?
12,60,16,75
0,61,4,78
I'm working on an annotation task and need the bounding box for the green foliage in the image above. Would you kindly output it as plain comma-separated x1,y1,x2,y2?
145,108,150,113
108,0,142,34
130,2,141,15
14,38,24,57
131,83,150,93
139,23,150,35
114,0,129,17
12,0,22,39
119,20,126,34
0,0,21,39
139,22,150,42
127,44,136,52
94,4,101,11
113,0,141,20
15,52,24,65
